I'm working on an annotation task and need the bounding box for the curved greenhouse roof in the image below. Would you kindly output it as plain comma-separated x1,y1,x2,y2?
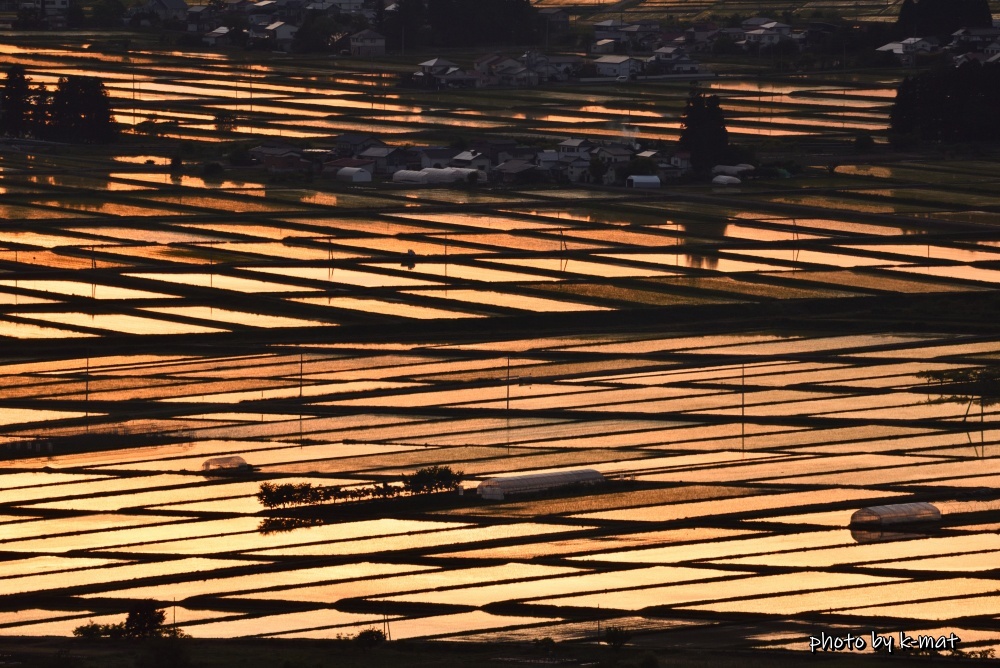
850,502,940,526
202,455,252,472
477,468,605,500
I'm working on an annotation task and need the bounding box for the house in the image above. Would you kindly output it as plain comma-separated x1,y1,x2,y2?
593,19,626,41
471,139,518,166
333,133,384,157
743,29,781,49
264,21,297,50
538,7,569,33
985,41,1000,57
358,146,406,175
559,156,592,183
593,144,635,165
557,138,594,159
147,0,188,21
350,29,385,56
449,150,491,172
592,39,617,54
741,16,776,31
330,0,363,11
951,27,1000,48
760,21,791,35
186,4,216,31
248,141,299,163
593,55,641,78
670,151,692,171
416,147,460,169
494,159,541,184
877,37,937,65
684,23,719,49
203,25,231,46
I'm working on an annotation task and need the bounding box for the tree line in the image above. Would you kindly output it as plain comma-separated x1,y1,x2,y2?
0,65,117,143
257,465,463,509
890,62,1000,143
896,0,991,38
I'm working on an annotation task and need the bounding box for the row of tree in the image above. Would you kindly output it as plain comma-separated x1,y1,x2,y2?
256,465,464,509
0,66,117,143
375,0,536,50
896,0,991,39
890,62,1000,142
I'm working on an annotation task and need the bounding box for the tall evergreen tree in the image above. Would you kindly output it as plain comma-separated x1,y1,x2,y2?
677,88,729,173
895,0,991,37
0,65,31,137
48,76,117,143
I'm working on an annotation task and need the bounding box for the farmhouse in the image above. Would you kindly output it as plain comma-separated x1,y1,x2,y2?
350,29,385,56
477,469,606,500
593,55,641,78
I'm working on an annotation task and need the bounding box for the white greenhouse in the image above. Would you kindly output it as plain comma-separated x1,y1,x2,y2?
626,175,660,188
477,468,606,500
850,502,940,526
201,455,253,473
336,167,372,183
392,169,429,184
711,175,741,185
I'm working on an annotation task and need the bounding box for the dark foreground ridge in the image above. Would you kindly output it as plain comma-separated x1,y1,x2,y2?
0,635,993,668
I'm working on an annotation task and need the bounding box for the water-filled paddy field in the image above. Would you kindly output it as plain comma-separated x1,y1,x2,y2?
3,44,1000,655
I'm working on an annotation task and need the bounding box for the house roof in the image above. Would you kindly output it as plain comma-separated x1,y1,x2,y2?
352,29,384,39
538,7,566,15
594,55,633,64
596,145,634,157
154,0,189,9
594,39,616,46
359,146,399,158
451,150,485,162
495,159,537,174
187,4,211,13
559,138,593,148
418,57,459,68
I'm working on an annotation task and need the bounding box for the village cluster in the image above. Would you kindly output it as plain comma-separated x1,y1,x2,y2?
244,132,722,188
877,26,1000,66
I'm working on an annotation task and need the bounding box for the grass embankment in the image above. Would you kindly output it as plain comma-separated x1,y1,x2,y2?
1,636,991,668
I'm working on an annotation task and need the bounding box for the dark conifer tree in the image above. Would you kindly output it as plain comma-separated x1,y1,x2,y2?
677,88,729,173
49,76,117,143
895,0,991,37
0,65,31,137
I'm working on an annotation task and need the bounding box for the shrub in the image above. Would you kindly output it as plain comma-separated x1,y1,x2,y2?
354,628,386,649
604,625,632,650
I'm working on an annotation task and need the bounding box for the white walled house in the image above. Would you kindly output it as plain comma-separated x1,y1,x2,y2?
593,55,641,78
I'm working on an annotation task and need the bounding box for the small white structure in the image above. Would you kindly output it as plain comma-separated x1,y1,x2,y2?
336,166,372,183
392,169,429,184
626,175,660,188
850,502,940,527
202,456,253,473
711,175,741,185
477,469,606,500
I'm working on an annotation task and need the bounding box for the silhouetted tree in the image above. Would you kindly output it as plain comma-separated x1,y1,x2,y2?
897,0,991,38
123,601,166,639
890,62,1000,142
677,86,729,173
426,0,535,46
48,76,117,143
0,65,31,137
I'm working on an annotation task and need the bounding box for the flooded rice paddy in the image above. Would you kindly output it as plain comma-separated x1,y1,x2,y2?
1,45,1000,654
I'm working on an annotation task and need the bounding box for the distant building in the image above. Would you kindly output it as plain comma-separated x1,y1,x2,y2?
350,29,385,56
